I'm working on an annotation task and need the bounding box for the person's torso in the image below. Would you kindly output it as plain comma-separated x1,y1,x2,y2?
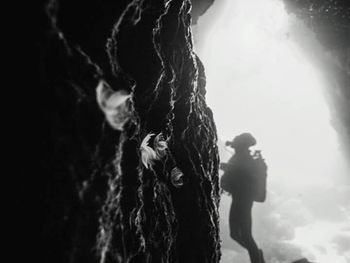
227,153,255,199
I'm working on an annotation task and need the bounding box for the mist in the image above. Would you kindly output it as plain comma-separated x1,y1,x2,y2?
193,0,350,262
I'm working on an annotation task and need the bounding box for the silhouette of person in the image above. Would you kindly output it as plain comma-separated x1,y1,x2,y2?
220,133,266,263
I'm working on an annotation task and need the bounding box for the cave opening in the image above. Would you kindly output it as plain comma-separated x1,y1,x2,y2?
193,0,350,262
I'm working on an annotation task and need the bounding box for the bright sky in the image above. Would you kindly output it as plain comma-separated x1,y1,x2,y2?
194,0,350,262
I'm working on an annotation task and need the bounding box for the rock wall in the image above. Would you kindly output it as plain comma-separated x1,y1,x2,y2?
283,0,350,158
36,0,220,262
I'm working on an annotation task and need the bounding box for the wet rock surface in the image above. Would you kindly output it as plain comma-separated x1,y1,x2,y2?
32,1,349,263
35,0,220,262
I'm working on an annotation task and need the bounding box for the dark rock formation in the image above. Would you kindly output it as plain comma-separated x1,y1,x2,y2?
283,0,350,158
35,0,220,263
30,2,349,263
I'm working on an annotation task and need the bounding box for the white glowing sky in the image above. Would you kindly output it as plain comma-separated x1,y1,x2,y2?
194,0,350,262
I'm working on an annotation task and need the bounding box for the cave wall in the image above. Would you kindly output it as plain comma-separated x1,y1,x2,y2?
283,0,350,158
36,0,220,262
34,1,349,262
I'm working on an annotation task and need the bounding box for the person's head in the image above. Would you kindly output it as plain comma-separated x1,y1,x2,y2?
226,133,256,151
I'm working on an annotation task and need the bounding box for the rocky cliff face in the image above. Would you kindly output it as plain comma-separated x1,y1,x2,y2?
36,0,220,262
283,0,350,158
33,1,349,262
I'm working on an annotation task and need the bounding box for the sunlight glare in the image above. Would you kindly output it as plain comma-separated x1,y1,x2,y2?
195,0,348,262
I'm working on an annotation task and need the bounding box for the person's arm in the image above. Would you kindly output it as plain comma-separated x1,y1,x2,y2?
220,155,236,171
220,163,229,171
220,162,236,171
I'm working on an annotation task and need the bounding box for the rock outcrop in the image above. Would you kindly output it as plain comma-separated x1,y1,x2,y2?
35,0,220,262
283,0,350,158
32,1,349,263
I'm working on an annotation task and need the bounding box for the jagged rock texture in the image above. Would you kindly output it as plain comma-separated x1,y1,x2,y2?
37,0,220,263
35,1,349,263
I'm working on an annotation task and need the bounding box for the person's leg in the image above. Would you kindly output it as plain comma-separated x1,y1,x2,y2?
229,198,236,238
229,199,246,247
240,202,261,263
258,249,266,263
230,199,265,263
